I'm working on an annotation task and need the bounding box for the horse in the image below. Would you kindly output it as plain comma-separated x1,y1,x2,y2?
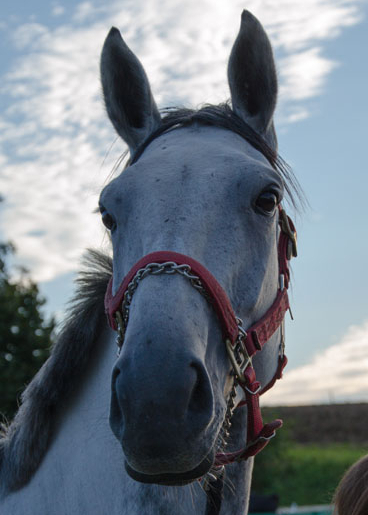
0,10,300,515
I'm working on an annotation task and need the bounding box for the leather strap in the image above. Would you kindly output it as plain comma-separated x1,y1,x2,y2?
243,289,289,357
214,418,283,466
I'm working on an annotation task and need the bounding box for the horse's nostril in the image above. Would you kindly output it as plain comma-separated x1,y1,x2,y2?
188,361,213,416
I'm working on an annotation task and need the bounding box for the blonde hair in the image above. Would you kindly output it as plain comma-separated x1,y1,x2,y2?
333,455,368,515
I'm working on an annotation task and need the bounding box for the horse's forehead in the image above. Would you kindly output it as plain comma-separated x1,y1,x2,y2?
136,126,270,172
101,125,278,211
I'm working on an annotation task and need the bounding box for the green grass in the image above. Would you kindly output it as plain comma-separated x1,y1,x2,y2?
252,442,367,506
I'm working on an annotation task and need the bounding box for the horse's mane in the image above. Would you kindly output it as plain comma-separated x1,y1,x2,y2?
0,250,112,493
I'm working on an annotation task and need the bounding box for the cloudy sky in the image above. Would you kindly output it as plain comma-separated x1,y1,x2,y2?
1,0,367,405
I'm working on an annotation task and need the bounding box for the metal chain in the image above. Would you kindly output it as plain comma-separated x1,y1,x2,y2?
217,381,238,449
114,261,210,350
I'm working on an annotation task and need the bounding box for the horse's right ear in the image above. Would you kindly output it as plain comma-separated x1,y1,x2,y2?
100,28,161,154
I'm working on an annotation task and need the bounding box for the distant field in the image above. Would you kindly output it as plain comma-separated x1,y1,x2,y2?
253,442,367,505
252,404,368,506
262,403,368,444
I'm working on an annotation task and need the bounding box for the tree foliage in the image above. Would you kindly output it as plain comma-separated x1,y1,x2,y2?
0,242,55,421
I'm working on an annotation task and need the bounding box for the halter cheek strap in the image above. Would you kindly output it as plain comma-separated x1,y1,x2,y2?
104,207,297,466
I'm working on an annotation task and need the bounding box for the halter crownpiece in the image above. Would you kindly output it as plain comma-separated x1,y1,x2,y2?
104,206,297,466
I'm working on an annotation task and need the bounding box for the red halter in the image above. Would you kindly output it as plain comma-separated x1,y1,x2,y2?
104,207,297,465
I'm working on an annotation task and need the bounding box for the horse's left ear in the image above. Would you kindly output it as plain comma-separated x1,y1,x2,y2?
228,11,277,149
100,27,161,154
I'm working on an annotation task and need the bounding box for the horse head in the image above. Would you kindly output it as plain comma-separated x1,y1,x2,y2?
99,11,295,487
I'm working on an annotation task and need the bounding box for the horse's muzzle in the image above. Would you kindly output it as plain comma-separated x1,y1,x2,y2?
109,350,217,476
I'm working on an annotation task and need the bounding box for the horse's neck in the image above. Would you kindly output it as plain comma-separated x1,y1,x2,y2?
2,326,252,515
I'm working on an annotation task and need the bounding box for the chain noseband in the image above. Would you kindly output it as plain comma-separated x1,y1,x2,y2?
104,206,297,507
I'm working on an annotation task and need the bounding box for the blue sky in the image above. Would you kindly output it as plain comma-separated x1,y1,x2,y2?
0,0,367,405
280,13,368,355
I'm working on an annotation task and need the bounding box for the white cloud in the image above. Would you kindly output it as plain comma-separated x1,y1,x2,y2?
52,4,65,17
279,47,338,101
262,320,368,406
264,1,362,51
72,2,99,22
0,0,364,282
11,23,50,50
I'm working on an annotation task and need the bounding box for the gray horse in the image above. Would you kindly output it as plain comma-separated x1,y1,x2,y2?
0,11,300,515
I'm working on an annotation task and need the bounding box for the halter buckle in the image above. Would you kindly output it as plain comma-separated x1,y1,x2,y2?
226,337,252,384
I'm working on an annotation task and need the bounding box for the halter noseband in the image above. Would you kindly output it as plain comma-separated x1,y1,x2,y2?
104,206,297,471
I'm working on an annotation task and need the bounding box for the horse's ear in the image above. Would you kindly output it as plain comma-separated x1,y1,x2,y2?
100,28,161,153
228,11,277,148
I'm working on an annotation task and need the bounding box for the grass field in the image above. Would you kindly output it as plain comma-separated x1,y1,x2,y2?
250,404,368,506
252,441,367,505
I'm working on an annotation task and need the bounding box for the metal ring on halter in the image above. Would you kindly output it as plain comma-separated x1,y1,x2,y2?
257,431,277,442
235,431,277,462
243,384,262,396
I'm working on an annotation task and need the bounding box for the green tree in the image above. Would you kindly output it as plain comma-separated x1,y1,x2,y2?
0,241,55,421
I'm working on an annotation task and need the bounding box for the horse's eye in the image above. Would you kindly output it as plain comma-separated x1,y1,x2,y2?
255,191,278,214
101,210,116,231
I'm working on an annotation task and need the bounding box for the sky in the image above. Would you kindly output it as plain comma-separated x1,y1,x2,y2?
0,0,367,406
